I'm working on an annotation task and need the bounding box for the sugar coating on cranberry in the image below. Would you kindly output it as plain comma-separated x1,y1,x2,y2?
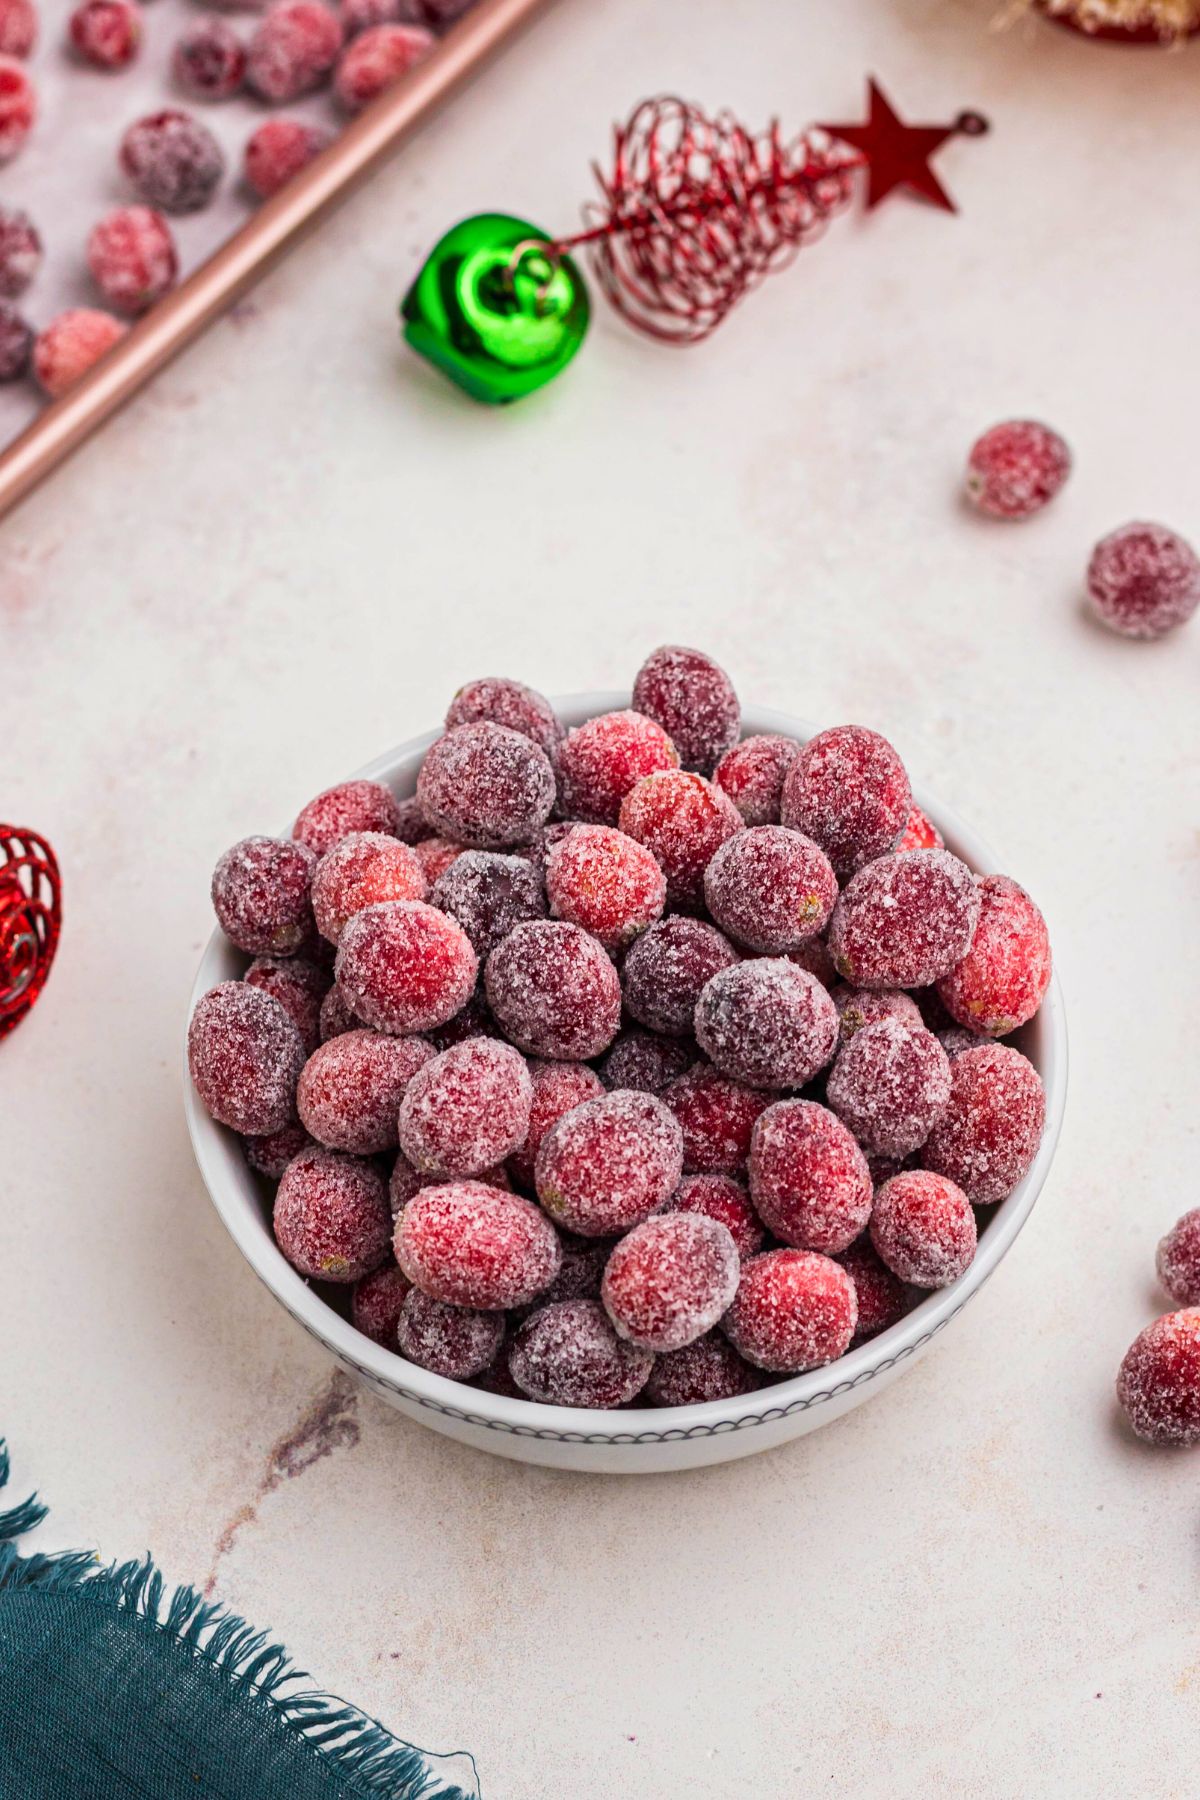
965,420,1071,520
245,954,328,1054
713,733,798,826
274,1146,391,1282
70,0,141,69
602,1212,739,1353
291,778,399,853
398,1288,504,1379
535,1089,684,1237
432,851,546,958
507,1058,604,1190
828,850,980,991
557,709,680,826
724,1249,857,1373
870,1171,976,1289
311,831,426,944
0,205,40,297
837,1240,907,1342
704,826,837,955
1087,521,1200,640
418,722,555,849
827,1018,952,1160
212,835,316,955
173,19,246,99
937,873,1051,1037
510,1299,651,1409
246,0,342,99
352,1260,411,1345
748,1099,872,1255
781,725,911,879
0,301,31,380
622,915,740,1038
333,20,432,109
485,919,620,1060
0,56,35,162
297,1027,433,1153
244,116,331,198
120,110,224,213
598,1029,693,1096
445,676,563,762
787,936,838,990
336,899,477,1034
0,0,35,58
1157,1210,1200,1308
662,1063,767,1175
618,769,741,906
33,308,124,395
666,1172,764,1261
895,805,943,854
545,824,665,950
631,645,740,775
413,837,462,884
922,1041,1045,1205
87,206,176,314
398,1037,531,1177
396,1180,561,1308
243,1120,315,1180
1116,1310,1200,1447
694,958,838,1092
319,982,359,1041
832,985,923,1045
189,980,306,1135
645,1331,760,1407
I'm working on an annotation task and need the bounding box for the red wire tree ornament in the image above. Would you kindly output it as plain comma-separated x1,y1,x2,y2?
0,825,61,1042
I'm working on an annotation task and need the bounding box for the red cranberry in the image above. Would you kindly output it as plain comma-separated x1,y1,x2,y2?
622,915,739,1038
398,1037,532,1177
724,1248,857,1373
826,1018,952,1160
780,725,911,878
870,1171,977,1289
602,1213,739,1352
597,1028,693,1096
510,1299,652,1408
645,1331,760,1406
0,300,32,379
1117,1311,1200,1446
837,1239,907,1342
445,676,562,762
965,420,1071,520
937,873,1051,1037
246,0,342,100
666,1172,764,1260
311,831,426,944
293,778,400,853
922,1042,1045,1206
618,769,740,906
120,110,224,213
1087,521,1200,640
244,954,328,1054
188,980,306,1135
895,805,943,854
662,1063,768,1175
703,825,837,954
212,835,316,955
535,1089,684,1237
418,722,556,848
545,824,665,950
631,644,740,775
335,900,477,1035
69,0,141,69
828,849,980,990
396,1180,561,1309
274,1146,391,1281
352,1261,411,1345
244,116,331,198
0,0,35,57
1157,1210,1200,1308
432,851,546,957
713,733,798,826
173,19,246,98
832,985,923,1044
243,1121,316,1180
86,206,177,314
484,919,621,1061
694,958,838,1091
557,709,679,826
0,56,35,162
507,1058,604,1191
297,1027,433,1153
332,19,432,109
33,309,124,394
398,1288,504,1379
748,1098,872,1254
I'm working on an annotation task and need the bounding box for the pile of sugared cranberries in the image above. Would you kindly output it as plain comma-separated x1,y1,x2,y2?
189,648,1053,1412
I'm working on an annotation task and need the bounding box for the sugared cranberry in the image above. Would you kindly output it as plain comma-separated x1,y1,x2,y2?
297,1027,433,1153
352,1261,411,1345
618,769,740,906
557,709,679,826
212,835,316,955
870,1171,976,1289
666,1172,764,1260
396,1180,561,1308
0,0,35,57
70,0,141,69
0,205,39,295
545,823,665,950
189,981,306,1135
1116,1311,1200,1446
243,1120,315,1180
1157,1210,1200,1308
895,804,943,854
507,1058,604,1190
694,958,838,1091
662,1063,767,1175
749,1099,872,1254
787,936,838,990
0,56,34,161
937,873,1051,1037
311,831,426,944
837,1239,908,1342
244,116,331,198
724,1248,857,1373
418,722,555,849
826,1018,952,1160
335,899,476,1035
34,308,124,394
120,110,224,213
622,915,739,1038
484,919,621,1060
86,206,176,314
173,19,246,99
332,19,432,109
398,1288,504,1379
704,825,837,955
319,982,359,1041
412,837,462,884
246,0,342,100
445,676,562,762
432,851,546,957
713,733,798,826
780,725,910,878
0,301,31,379
244,954,328,1053
535,1089,684,1237
832,985,923,1044
922,1041,1045,1205
631,644,740,775
597,1029,693,1096
292,778,400,853
510,1299,652,1408
274,1145,391,1281
828,849,980,990
602,1213,739,1353
398,1037,531,1177
965,420,1071,520
1087,521,1200,640
645,1331,760,1406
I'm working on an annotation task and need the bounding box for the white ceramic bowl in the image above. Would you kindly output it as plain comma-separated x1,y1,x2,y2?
185,693,1067,1474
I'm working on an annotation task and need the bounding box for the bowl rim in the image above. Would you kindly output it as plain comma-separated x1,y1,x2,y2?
184,692,1068,1447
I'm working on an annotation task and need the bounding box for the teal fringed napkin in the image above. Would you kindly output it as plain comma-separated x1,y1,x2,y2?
0,1444,480,1800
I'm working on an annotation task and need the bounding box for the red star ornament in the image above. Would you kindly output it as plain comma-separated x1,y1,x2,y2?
819,78,988,214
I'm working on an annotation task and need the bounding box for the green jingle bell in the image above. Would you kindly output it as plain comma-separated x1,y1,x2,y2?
401,213,589,404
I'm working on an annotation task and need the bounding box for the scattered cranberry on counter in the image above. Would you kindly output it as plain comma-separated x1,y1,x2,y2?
246,0,343,101
0,0,35,58
0,55,36,161
120,109,224,213
244,115,332,197
332,18,431,110
86,206,177,314
32,306,125,394
1086,520,1200,641
173,18,247,99
69,0,141,70
965,419,1071,520
0,300,32,379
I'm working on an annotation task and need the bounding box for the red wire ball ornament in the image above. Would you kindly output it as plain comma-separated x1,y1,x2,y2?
0,826,61,1042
